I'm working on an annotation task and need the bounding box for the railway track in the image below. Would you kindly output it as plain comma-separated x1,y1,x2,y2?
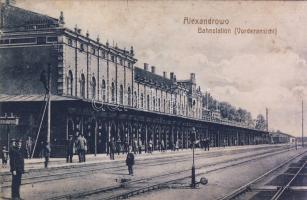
0,145,285,188
45,145,297,200
219,150,307,200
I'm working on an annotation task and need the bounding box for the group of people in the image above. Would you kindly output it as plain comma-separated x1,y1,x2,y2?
200,138,211,151
66,134,88,163
1,132,213,199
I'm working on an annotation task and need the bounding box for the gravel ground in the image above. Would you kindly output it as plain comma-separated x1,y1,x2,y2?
0,144,298,200
131,148,305,200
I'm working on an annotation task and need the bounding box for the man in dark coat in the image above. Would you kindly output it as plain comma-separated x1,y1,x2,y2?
9,138,25,200
109,138,115,160
42,141,51,168
126,147,135,175
66,135,74,163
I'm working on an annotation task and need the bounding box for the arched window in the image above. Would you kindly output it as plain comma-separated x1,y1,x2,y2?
127,87,131,106
134,91,137,108
119,85,124,105
153,97,155,111
111,82,115,103
140,93,144,108
80,73,85,98
91,77,96,99
67,70,73,96
101,80,106,102
147,95,150,110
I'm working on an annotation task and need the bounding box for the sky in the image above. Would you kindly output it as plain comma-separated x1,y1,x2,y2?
12,0,307,136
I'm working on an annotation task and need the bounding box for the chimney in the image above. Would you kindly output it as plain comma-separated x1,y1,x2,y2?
163,71,167,78
190,73,196,83
151,66,156,74
170,72,174,80
144,63,149,71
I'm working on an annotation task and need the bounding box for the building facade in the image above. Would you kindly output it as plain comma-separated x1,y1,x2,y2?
0,3,270,156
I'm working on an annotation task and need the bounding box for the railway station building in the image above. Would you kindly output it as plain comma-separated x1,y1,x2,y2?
0,3,270,157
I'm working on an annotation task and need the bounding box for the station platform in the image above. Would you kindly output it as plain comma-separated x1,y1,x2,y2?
0,144,291,174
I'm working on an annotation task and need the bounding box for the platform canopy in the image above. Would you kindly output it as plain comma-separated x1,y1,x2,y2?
0,94,79,102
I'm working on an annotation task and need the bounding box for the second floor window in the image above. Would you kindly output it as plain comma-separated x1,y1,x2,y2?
102,80,106,102
111,82,115,103
91,77,96,99
67,70,73,96
127,87,131,106
80,74,85,98
120,85,124,105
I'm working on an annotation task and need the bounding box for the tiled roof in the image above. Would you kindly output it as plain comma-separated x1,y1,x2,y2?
134,67,175,90
1,4,58,29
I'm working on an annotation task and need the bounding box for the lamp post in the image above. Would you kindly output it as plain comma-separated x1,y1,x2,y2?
191,127,196,188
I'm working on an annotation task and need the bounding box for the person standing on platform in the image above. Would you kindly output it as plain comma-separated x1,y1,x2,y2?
116,137,121,155
2,146,8,168
133,138,138,154
76,134,87,162
82,135,87,162
25,136,33,159
123,137,129,154
148,139,153,154
109,138,115,160
42,141,51,168
66,135,74,163
9,138,25,200
207,137,210,151
138,140,142,154
175,140,180,151
126,147,135,175
161,139,165,152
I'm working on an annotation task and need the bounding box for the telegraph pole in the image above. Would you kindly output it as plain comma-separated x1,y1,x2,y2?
302,99,304,148
266,108,269,131
47,64,51,145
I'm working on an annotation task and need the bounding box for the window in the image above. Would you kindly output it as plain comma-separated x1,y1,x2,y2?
10,37,36,44
134,91,137,108
0,39,9,44
91,47,96,55
47,37,57,43
101,51,106,59
91,77,96,99
120,58,123,65
111,55,115,62
147,95,150,110
111,82,115,103
67,70,73,96
80,74,85,98
153,97,156,111
37,37,46,44
102,80,106,102
68,38,73,46
127,87,131,106
158,98,161,112
140,93,144,108
80,43,85,51
120,85,124,105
